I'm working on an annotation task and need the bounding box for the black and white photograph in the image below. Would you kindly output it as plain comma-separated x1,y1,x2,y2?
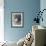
11,12,24,27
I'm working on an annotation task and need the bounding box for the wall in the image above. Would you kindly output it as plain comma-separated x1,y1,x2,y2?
4,0,40,42
40,0,46,27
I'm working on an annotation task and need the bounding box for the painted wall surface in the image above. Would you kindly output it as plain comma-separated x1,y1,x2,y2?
4,0,40,42
40,0,46,27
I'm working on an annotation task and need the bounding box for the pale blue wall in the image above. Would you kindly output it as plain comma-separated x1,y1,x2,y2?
4,0,40,42
40,0,46,27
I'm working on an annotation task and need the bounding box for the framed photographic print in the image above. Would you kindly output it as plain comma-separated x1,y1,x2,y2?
11,12,24,28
